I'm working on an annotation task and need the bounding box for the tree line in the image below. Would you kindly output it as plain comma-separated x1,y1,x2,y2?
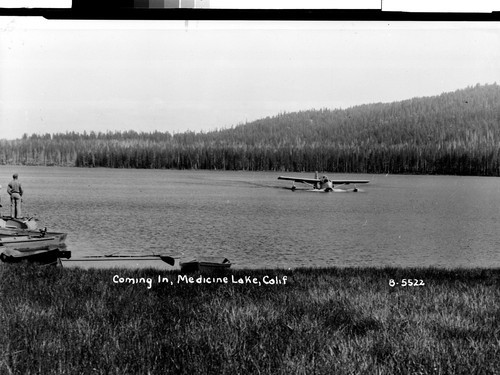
1,83,499,176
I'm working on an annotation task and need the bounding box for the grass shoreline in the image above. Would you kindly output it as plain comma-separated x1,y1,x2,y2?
1,265,500,374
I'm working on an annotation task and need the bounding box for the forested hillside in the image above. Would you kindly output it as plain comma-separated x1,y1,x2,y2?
1,83,499,175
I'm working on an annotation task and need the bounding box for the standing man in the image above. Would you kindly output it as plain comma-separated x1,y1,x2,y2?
7,173,23,218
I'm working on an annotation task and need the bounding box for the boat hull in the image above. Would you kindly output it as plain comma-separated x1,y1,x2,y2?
0,246,71,265
0,230,67,250
180,257,231,273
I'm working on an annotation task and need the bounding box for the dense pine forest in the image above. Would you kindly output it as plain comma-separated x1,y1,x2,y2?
1,83,499,175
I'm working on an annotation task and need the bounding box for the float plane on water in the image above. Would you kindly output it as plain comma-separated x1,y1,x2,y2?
278,172,369,192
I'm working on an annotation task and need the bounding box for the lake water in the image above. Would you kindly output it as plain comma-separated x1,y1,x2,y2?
1,166,499,269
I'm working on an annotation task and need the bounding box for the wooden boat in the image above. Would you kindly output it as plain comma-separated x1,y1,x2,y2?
180,257,231,273
0,216,38,230
0,228,67,250
67,254,175,265
0,245,71,266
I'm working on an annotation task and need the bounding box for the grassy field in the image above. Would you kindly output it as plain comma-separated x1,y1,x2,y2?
1,264,500,375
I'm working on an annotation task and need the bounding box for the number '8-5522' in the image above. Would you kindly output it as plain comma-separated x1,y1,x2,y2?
389,279,425,287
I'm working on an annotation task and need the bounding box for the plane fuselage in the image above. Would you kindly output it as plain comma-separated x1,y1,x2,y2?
317,178,333,192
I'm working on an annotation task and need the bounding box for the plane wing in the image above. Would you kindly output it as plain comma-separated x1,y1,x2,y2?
278,176,319,184
330,180,370,184
278,176,369,184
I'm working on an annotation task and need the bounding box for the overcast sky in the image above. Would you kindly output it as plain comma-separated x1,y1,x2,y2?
1,19,499,140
